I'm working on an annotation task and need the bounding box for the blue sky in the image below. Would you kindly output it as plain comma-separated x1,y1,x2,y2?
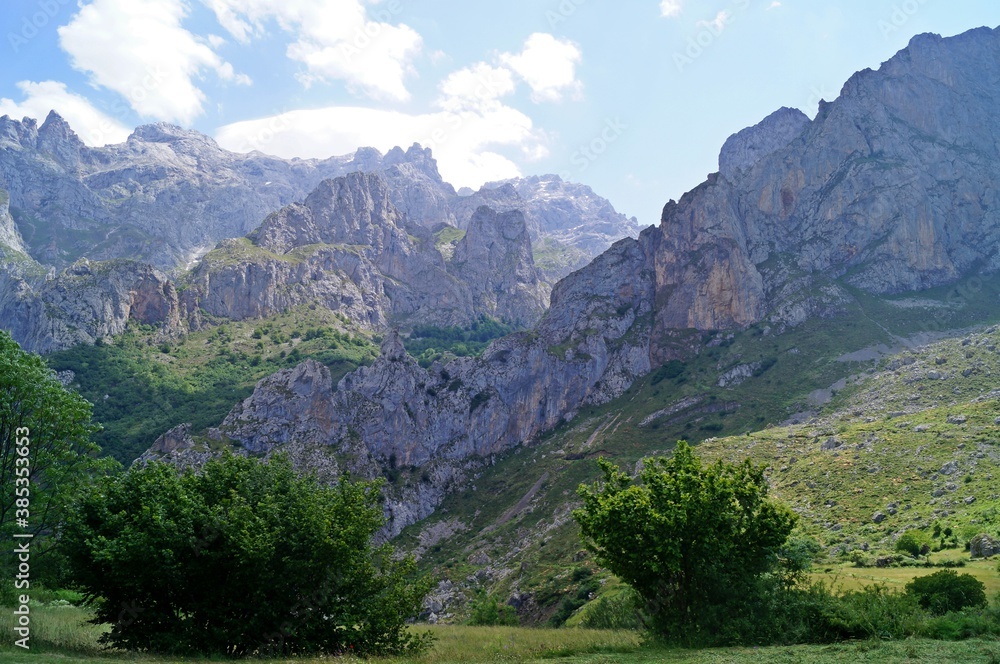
3,1,1000,226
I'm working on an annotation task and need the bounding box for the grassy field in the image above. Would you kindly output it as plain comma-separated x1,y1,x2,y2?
0,610,997,664
810,559,1000,595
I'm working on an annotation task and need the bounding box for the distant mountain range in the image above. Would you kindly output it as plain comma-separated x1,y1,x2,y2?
0,115,639,353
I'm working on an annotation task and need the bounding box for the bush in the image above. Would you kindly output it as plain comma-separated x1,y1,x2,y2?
63,454,432,657
896,530,931,557
574,441,796,646
576,587,644,630
468,593,518,626
905,570,988,616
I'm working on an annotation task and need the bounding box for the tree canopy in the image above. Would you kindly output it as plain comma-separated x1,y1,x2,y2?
63,453,432,657
0,330,114,565
573,441,797,645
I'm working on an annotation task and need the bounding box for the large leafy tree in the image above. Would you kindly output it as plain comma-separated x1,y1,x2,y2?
0,330,114,561
573,441,797,645
63,453,432,658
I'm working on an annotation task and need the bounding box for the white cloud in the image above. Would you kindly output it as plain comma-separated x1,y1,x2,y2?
205,0,422,102
58,0,243,125
660,0,683,18
0,80,131,146
500,33,582,103
437,63,516,112
768,1,782,8
698,10,731,34
215,103,542,189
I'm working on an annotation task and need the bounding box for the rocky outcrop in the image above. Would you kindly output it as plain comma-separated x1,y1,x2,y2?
718,107,810,180
0,258,181,353
969,533,1000,558
449,207,549,326
0,188,27,256
452,176,642,280
646,27,1000,359
184,173,546,330
205,233,655,533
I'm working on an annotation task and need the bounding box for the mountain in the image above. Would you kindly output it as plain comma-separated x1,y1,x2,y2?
181,172,549,330
0,115,636,274
137,27,1000,550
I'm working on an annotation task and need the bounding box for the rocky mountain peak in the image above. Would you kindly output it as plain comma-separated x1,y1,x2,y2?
718,106,810,180
449,206,549,326
128,122,220,148
382,143,444,183
249,171,403,254
35,111,85,168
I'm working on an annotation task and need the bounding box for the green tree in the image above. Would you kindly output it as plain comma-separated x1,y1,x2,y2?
895,530,931,557
63,454,432,657
573,441,797,645
0,331,115,565
905,570,987,616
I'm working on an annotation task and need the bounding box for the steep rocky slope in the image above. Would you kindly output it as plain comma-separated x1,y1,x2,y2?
650,28,1000,352
182,172,549,331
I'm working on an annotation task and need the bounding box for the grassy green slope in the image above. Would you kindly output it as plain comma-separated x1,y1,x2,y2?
46,306,380,464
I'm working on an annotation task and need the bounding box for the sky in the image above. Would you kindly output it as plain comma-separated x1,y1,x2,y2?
3,1,1000,226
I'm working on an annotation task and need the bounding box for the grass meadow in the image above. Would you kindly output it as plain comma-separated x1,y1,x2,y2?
0,607,997,664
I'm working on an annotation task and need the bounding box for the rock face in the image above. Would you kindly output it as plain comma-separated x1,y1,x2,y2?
718,107,810,180
452,175,642,280
449,207,550,326
969,533,1000,558
210,233,655,533
0,257,181,353
183,172,549,330
646,27,1000,358
0,115,637,275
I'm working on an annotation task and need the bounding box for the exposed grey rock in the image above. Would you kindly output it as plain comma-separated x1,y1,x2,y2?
969,533,1000,558
718,107,810,180
0,257,181,353
185,173,548,330
449,206,549,326
717,362,760,387
872,512,887,524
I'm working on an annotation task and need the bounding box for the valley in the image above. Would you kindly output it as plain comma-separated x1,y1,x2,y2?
2,18,1000,660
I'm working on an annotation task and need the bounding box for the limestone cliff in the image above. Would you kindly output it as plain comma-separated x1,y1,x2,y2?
199,233,654,534
0,258,180,354
183,173,548,330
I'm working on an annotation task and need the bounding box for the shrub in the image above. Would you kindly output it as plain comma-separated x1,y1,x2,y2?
63,454,432,657
574,441,796,646
896,530,931,558
468,593,518,626
576,587,643,630
905,570,988,616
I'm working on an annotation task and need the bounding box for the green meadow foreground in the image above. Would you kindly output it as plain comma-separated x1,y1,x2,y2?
1,608,998,664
